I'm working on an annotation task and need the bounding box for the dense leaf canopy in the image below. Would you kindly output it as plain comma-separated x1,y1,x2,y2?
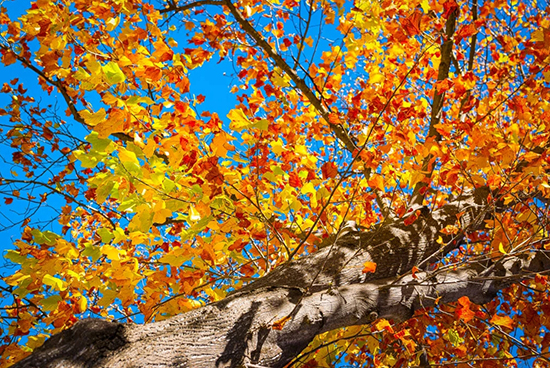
1,0,550,366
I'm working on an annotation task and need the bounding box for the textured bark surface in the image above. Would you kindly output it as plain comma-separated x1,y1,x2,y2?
13,187,550,368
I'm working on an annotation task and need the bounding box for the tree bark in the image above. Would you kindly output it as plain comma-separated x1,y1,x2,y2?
13,187,549,368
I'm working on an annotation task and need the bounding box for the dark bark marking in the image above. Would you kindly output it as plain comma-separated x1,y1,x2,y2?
14,319,126,368
216,301,260,368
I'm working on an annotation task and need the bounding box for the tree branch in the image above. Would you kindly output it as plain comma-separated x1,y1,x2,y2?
411,9,458,205
159,0,225,14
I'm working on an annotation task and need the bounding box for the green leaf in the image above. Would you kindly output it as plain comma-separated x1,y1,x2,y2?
98,288,118,307
86,131,114,152
82,244,102,262
13,276,32,298
181,215,213,241
253,119,269,130
97,228,114,243
40,295,62,312
128,204,154,232
74,66,90,80
445,328,463,347
159,247,187,267
5,250,26,264
96,180,116,203
31,229,59,246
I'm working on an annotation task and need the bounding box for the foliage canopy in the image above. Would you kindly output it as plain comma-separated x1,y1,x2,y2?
1,0,550,366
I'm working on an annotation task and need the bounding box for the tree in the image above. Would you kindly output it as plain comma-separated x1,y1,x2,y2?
1,0,550,366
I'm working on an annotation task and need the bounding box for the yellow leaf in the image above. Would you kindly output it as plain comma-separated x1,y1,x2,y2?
408,171,425,188
189,205,201,221
375,318,393,332
227,108,253,131
80,108,107,127
55,239,78,260
106,16,120,32
270,139,285,155
118,148,139,165
159,247,188,267
103,61,126,85
50,36,67,50
367,336,380,354
370,73,384,84
79,296,88,313
42,274,67,291
301,182,316,195
101,244,122,261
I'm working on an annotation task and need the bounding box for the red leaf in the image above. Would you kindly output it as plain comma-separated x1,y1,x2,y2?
455,23,478,43
442,0,459,18
289,172,302,187
403,212,419,226
4,197,13,205
228,239,246,252
321,161,338,179
401,10,423,37
240,264,255,277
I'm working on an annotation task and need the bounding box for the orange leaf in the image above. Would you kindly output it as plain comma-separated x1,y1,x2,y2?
240,264,256,277
435,79,454,94
367,174,385,192
362,261,377,274
456,296,475,322
327,113,340,125
490,314,513,329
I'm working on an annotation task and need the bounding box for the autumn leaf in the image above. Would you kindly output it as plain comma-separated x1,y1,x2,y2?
455,296,475,322
1,0,550,366
362,261,377,273
102,62,126,85
321,161,338,179
401,10,423,37
489,314,514,329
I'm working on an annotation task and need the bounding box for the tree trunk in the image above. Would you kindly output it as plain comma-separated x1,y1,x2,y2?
13,187,548,368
